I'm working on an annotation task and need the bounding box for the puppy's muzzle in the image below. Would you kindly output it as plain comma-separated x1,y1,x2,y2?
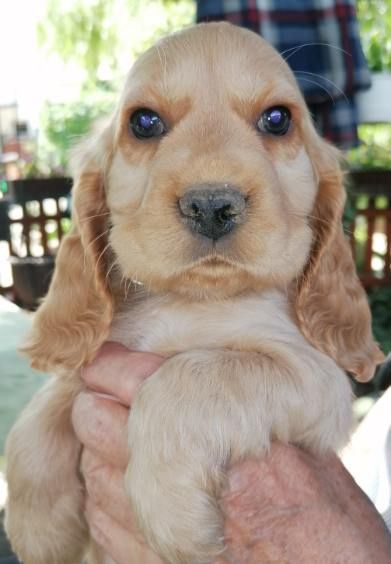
178,185,246,240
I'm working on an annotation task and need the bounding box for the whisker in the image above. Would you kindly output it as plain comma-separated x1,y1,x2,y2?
122,275,130,300
127,278,133,300
81,228,110,276
119,273,126,296
95,242,111,273
86,229,110,254
344,226,354,237
120,274,137,301
105,259,118,286
281,42,351,63
79,211,111,224
289,211,334,230
293,76,335,104
295,71,349,104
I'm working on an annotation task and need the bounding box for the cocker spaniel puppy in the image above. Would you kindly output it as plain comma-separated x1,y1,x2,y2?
5,22,383,564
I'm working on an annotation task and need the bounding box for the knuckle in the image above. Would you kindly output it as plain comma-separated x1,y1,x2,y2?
85,343,128,378
71,392,92,439
81,363,96,386
72,392,108,449
82,456,109,505
86,503,112,550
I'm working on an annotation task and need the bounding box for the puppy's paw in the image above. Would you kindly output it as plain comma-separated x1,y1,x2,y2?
124,352,244,563
125,350,274,562
126,459,224,563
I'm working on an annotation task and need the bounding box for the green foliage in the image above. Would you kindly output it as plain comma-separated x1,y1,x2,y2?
40,90,115,170
20,87,116,177
368,288,391,353
38,0,119,86
17,157,62,179
343,187,357,229
357,0,391,71
38,0,195,86
347,124,391,170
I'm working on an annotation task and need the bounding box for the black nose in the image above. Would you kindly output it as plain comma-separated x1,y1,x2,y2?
178,185,246,241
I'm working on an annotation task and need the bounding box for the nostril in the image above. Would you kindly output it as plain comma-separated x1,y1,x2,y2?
191,202,202,218
215,204,234,224
178,195,202,219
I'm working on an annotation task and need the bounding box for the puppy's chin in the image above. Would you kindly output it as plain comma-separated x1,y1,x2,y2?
134,258,283,301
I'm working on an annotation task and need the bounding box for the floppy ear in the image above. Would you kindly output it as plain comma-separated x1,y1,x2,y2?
22,125,115,373
293,139,384,382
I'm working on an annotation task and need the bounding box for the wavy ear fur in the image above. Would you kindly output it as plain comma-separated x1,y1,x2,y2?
22,125,114,373
293,138,383,382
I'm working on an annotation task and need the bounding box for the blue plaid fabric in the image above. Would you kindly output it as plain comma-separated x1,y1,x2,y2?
197,0,371,148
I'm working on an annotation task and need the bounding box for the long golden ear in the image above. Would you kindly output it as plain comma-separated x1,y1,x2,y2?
294,140,384,382
22,125,114,373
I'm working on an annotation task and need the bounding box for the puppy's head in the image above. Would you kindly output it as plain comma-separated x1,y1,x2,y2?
24,23,382,378
108,23,316,299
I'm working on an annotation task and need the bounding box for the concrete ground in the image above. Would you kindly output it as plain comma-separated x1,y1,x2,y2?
0,297,44,560
0,297,45,456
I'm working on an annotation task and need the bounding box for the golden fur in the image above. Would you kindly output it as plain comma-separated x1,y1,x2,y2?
5,22,383,564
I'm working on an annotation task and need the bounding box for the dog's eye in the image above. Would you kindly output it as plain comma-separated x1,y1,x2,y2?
129,109,166,139
257,106,291,136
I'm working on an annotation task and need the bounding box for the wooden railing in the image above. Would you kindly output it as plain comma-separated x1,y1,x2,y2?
0,177,72,307
349,170,391,289
5,178,72,257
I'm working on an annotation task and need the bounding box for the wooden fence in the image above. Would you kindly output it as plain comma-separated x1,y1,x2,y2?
349,170,391,289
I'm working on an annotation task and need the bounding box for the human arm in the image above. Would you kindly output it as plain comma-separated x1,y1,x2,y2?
72,343,391,564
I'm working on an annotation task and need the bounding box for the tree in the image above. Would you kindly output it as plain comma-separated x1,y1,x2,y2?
36,0,194,170
357,0,391,71
38,0,195,88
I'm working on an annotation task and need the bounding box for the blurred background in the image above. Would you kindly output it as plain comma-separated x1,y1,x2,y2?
0,0,390,533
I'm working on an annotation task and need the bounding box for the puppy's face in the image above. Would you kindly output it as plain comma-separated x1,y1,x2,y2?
107,23,318,298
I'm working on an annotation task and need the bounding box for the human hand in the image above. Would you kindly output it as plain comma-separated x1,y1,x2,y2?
217,445,391,563
73,343,391,564
72,342,165,563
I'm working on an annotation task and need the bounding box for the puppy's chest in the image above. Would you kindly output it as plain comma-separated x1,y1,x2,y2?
109,290,306,356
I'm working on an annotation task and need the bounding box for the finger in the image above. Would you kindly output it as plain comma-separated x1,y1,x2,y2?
81,449,136,533
86,500,163,564
82,342,164,405
72,391,129,468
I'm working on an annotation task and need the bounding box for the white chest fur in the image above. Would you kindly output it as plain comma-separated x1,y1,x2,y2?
110,289,311,356
110,287,353,455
